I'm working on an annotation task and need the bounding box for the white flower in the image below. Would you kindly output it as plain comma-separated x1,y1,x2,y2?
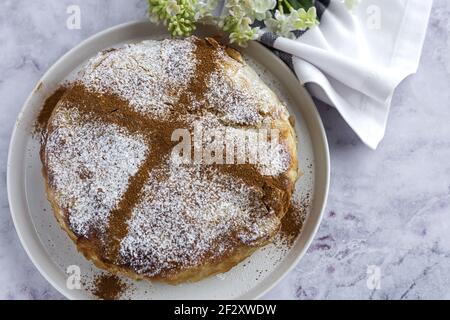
343,0,359,10
264,10,295,39
225,0,245,18
149,11,161,24
166,0,181,16
194,0,219,20
290,7,318,31
251,0,276,20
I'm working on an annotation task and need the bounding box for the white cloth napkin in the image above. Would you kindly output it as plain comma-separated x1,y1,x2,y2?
259,0,433,149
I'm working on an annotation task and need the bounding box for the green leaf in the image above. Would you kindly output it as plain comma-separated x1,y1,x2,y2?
278,0,314,13
298,0,315,9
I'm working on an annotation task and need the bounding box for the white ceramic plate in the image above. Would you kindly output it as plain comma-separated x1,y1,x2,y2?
7,21,329,300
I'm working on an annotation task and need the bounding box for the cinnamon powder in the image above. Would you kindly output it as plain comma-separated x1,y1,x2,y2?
36,86,67,133
92,274,126,300
178,37,221,107
279,195,310,246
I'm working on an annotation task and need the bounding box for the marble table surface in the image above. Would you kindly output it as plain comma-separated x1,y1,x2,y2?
1,0,449,300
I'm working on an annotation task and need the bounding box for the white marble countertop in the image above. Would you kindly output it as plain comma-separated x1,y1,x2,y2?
1,0,449,300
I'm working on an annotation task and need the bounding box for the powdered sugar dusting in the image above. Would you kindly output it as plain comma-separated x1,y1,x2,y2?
80,39,196,118
45,106,148,236
257,141,291,176
203,52,287,127
205,71,262,126
120,156,279,276
178,113,291,176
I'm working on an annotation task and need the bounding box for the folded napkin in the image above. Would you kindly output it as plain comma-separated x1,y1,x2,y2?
259,0,433,149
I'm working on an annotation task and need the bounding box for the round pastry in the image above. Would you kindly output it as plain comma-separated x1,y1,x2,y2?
41,37,299,284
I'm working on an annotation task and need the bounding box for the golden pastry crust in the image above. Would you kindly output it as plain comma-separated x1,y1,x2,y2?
41,37,299,284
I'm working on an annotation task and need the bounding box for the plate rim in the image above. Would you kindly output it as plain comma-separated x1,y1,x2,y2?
7,20,330,300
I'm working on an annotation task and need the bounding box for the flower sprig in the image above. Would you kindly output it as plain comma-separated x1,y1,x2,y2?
148,0,198,36
148,0,321,46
